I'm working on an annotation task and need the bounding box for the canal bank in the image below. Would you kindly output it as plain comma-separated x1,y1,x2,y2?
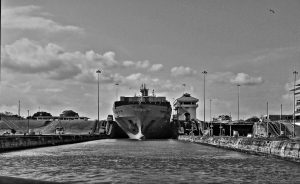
0,175,63,184
0,134,104,152
178,135,300,163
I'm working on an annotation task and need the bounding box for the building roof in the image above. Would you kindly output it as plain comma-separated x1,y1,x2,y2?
176,93,199,102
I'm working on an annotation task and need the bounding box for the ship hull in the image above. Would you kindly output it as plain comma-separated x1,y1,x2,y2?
113,104,172,139
105,121,129,138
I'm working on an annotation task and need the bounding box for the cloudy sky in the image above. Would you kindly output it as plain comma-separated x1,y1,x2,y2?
1,0,300,120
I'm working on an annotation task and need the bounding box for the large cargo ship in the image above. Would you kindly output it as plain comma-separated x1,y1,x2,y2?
112,84,172,139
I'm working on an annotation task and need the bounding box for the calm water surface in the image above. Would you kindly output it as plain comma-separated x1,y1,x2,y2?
0,139,299,183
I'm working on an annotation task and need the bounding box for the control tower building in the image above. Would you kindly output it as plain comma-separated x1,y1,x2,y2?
173,93,199,121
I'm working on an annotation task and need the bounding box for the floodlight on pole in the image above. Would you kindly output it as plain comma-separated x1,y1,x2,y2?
267,101,269,137
96,69,101,124
115,83,119,100
237,84,240,122
27,110,30,134
209,98,213,136
202,71,207,125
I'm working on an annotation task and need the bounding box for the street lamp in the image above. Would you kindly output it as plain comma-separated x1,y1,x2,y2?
210,98,213,136
202,70,207,137
280,104,282,133
202,70,207,124
115,83,119,100
96,69,101,124
27,110,30,135
293,71,298,137
267,101,269,137
237,84,240,122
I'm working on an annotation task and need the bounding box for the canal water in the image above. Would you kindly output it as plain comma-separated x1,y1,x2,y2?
0,139,299,183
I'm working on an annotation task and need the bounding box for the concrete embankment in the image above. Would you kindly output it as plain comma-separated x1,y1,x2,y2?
178,135,300,162
0,134,103,152
0,120,98,135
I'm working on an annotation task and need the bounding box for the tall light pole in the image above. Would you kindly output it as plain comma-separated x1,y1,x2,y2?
267,101,269,137
96,69,101,123
202,71,207,125
237,84,240,122
209,99,212,123
209,98,213,136
293,71,298,137
280,104,282,133
27,110,30,135
18,100,21,117
280,104,282,121
115,83,119,100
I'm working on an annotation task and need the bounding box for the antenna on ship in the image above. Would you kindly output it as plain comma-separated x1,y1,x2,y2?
140,84,149,96
18,100,21,117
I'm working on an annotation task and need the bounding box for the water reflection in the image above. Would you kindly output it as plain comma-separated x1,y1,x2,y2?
0,139,299,183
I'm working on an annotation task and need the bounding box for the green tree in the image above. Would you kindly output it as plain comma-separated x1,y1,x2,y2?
60,110,79,117
32,111,52,118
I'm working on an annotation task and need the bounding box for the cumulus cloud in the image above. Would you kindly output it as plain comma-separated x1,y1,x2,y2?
208,72,234,84
108,72,181,94
1,38,122,80
121,60,151,69
149,64,163,72
44,88,63,93
125,74,183,93
48,63,82,80
122,61,135,67
136,60,150,69
120,73,149,87
208,72,264,86
126,73,143,81
153,80,186,93
2,38,64,73
85,50,118,67
1,37,163,85
230,73,264,86
2,5,83,33
170,66,197,77
99,72,123,84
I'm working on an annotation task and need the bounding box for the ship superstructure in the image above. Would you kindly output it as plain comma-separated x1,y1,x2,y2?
113,84,172,139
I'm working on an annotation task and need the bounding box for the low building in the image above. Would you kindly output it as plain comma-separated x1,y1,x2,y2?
59,110,88,121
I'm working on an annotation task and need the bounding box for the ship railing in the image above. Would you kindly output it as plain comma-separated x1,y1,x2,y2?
115,101,170,106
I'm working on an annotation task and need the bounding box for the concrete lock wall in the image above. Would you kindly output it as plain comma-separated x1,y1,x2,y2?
0,135,101,152
178,136,300,162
